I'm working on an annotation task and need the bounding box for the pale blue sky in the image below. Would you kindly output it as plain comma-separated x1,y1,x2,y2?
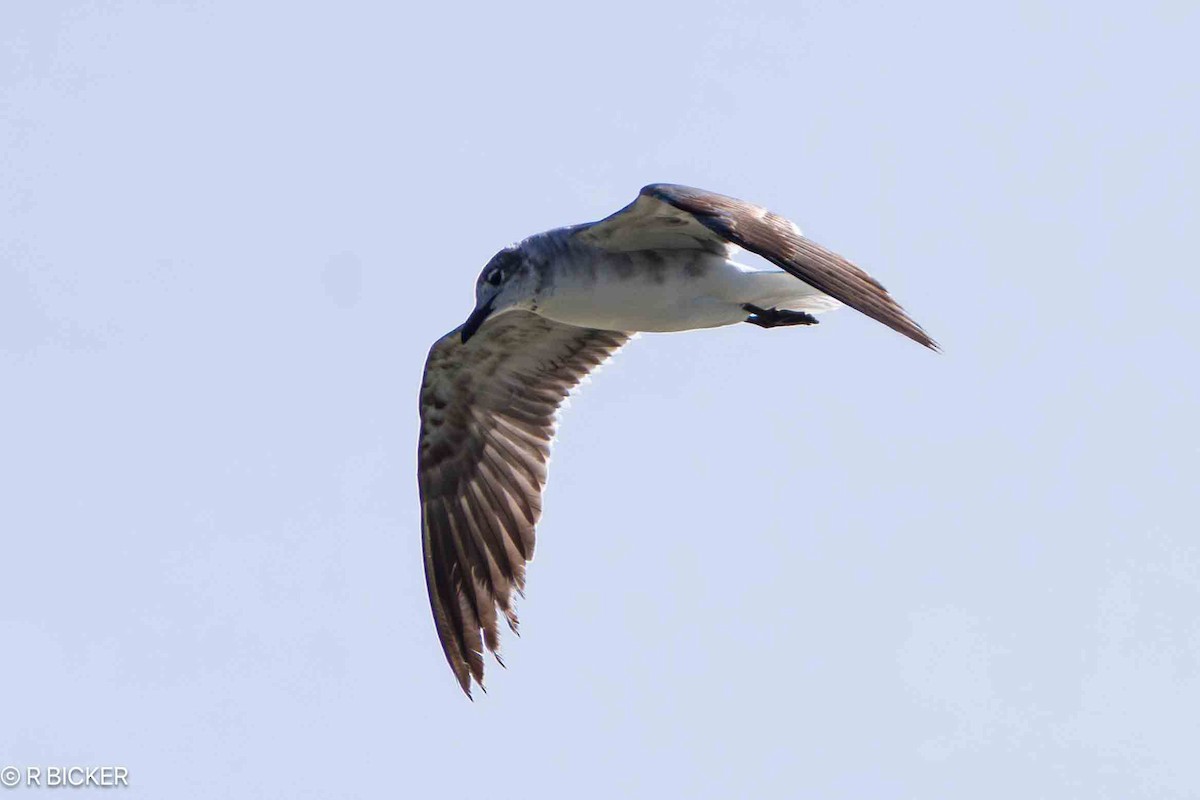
3,1,1198,797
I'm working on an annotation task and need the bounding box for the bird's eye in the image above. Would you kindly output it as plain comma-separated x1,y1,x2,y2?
487,269,504,286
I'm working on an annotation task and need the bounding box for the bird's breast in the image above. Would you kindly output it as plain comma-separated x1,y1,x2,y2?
533,249,751,332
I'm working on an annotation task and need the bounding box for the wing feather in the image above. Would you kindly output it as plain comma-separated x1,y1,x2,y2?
418,311,629,695
579,183,937,350
643,183,938,350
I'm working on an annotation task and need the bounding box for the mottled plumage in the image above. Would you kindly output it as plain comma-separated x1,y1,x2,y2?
419,315,628,694
418,184,937,695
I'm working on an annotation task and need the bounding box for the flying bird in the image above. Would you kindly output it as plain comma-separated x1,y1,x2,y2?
418,183,937,695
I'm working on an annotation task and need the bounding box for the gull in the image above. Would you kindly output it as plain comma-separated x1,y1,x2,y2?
418,183,937,695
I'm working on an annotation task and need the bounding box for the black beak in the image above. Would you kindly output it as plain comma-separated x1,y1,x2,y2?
460,298,495,344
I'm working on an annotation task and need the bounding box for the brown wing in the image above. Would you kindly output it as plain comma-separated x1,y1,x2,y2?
582,184,938,350
418,311,630,696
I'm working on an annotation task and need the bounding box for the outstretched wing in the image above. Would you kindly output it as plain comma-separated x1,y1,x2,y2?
579,183,938,350
418,311,630,696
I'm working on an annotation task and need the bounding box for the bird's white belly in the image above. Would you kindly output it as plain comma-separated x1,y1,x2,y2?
534,255,838,333
537,274,741,332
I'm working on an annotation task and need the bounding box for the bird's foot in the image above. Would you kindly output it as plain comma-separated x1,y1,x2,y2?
742,304,819,329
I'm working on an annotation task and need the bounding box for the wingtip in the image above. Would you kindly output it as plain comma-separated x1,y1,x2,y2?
897,318,940,353
911,331,941,352
914,328,942,353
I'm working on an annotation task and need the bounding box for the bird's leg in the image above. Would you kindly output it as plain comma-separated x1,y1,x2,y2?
742,304,819,329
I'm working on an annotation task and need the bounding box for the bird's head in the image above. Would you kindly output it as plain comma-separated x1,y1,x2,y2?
461,247,536,343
